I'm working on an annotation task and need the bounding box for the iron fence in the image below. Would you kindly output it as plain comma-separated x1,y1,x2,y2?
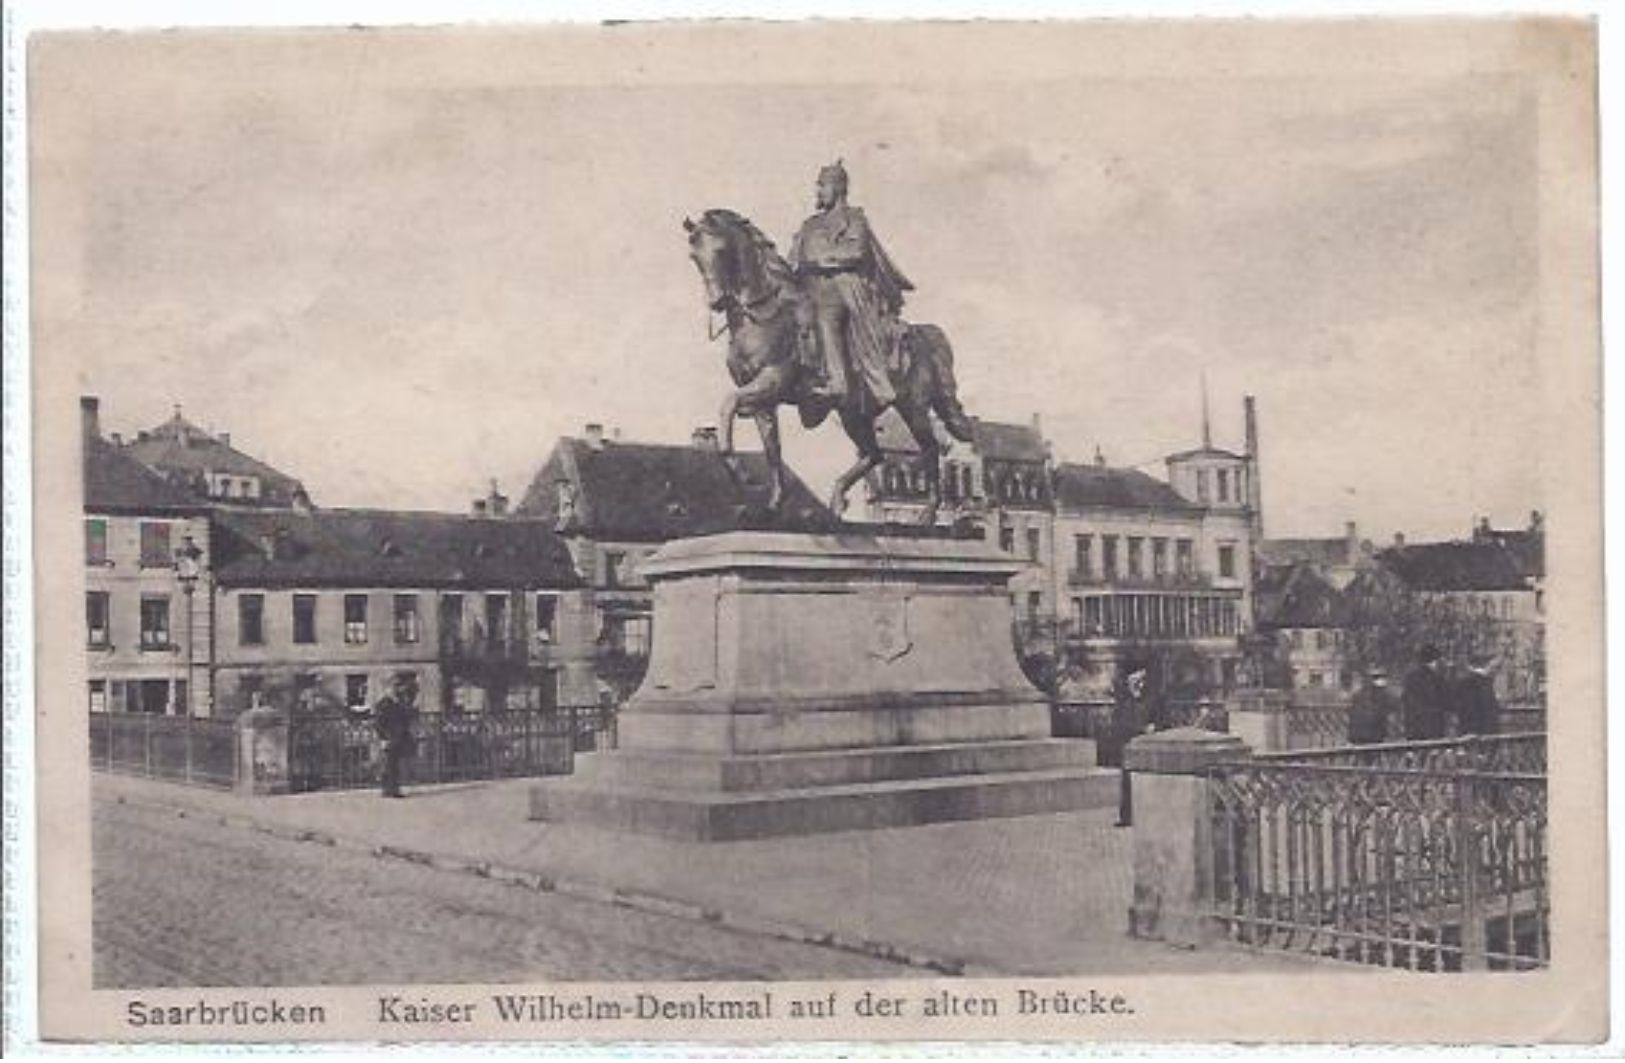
1261,733,1546,775
89,713,238,790
287,708,578,793
1206,751,1548,971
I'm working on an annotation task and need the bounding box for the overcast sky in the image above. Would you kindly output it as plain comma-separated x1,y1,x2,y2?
32,28,1544,541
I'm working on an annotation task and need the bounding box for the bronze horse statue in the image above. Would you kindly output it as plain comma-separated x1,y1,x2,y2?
684,208,974,523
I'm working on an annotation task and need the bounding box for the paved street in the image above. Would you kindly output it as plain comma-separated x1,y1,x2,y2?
93,793,919,988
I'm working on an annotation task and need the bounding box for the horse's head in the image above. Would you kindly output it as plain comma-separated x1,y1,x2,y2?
684,213,736,312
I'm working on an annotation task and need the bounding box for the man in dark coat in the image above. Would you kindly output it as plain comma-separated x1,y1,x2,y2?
1114,668,1152,828
1453,652,1501,736
1402,645,1451,741
1347,667,1397,745
373,673,418,799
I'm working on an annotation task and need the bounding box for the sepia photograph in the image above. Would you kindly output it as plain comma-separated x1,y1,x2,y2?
15,13,1607,1048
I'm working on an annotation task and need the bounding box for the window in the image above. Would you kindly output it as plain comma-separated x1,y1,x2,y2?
393,594,421,644
535,594,558,642
85,519,109,565
1217,469,1230,502
139,595,171,649
1196,470,1210,503
86,591,110,648
1102,536,1120,579
293,594,318,644
1316,630,1329,650
139,522,172,568
1308,671,1324,688
239,673,265,711
605,614,651,657
1127,537,1144,579
999,525,1015,553
1218,544,1237,580
345,673,370,710
1176,538,1195,576
603,551,626,589
238,593,265,646
1152,538,1169,579
440,593,464,646
1025,527,1041,561
88,680,107,714
485,593,510,645
1074,535,1093,578
1026,591,1042,619
344,594,369,644
294,672,321,712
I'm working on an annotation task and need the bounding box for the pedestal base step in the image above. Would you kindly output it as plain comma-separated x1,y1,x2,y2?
530,765,1118,842
583,738,1098,793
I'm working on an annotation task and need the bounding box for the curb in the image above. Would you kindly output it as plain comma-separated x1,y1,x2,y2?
111,789,973,978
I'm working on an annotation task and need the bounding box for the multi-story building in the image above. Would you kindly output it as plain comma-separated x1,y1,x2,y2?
83,396,216,717
120,406,311,509
517,423,834,705
206,507,585,718
1258,521,1374,591
1252,562,1351,691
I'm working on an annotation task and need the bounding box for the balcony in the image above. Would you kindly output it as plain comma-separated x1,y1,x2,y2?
1067,570,1221,591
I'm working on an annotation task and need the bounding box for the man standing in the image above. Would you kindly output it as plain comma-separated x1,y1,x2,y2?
788,160,913,414
1347,667,1397,745
1454,651,1501,736
373,673,418,799
1401,645,1451,741
1113,667,1152,828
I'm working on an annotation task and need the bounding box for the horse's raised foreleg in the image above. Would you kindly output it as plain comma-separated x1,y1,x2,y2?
752,408,785,512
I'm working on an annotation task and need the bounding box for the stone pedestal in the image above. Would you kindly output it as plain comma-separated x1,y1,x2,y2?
1125,728,1252,947
531,531,1112,840
1226,688,1289,753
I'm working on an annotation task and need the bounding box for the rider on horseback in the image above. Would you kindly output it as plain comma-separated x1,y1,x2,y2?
788,160,914,419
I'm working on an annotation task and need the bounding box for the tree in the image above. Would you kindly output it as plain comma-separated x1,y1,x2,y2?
1340,568,1515,685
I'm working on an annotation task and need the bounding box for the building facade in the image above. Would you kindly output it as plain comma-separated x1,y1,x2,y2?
83,397,215,717
120,406,311,509
208,507,585,719
861,398,1263,697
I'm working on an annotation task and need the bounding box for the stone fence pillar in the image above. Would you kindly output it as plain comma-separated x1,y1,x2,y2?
236,706,290,796
1125,727,1252,948
1225,688,1288,753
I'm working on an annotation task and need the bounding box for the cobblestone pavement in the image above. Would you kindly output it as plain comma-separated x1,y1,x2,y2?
93,795,921,988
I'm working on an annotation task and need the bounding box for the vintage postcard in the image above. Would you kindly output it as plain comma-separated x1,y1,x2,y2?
17,15,1606,1049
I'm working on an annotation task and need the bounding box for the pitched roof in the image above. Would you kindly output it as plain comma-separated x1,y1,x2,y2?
84,435,207,514
1377,541,1532,593
1052,462,1201,514
1478,528,1545,580
122,409,308,507
1258,536,1361,569
518,438,838,542
971,418,1048,463
1254,563,1346,629
211,509,583,589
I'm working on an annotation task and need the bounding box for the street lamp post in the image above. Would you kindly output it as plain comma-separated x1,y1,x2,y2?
174,535,204,781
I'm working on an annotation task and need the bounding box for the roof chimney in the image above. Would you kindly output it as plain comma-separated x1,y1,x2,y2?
1393,531,1406,548
1345,521,1358,548
472,498,489,519
692,425,719,451
110,432,123,446
219,432,231,448
80,396,101,441
584,422,605,450
487,479,509,517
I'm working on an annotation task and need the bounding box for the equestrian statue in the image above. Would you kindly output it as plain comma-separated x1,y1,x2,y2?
684,160,975,524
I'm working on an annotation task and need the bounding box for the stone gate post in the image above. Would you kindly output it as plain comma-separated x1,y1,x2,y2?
236,706,290,796
1125,727,1252,948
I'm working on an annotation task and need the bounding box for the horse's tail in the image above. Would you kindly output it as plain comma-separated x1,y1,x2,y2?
907,323,975,443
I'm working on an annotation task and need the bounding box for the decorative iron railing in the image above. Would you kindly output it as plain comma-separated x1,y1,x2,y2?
286,708,578,793
1206,742,1548,971
89,713,238,790
1261,733,1546,775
